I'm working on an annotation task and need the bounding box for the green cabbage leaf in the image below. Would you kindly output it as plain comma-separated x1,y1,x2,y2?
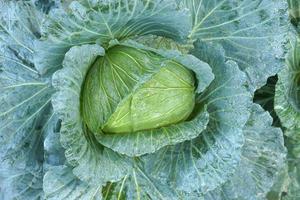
183,0,287,93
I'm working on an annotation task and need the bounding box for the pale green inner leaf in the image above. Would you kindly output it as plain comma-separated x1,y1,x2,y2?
103,61,195,133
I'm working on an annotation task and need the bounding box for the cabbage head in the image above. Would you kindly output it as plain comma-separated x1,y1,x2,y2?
81,46,196,134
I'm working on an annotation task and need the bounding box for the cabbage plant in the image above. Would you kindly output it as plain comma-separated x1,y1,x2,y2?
0,0,290,199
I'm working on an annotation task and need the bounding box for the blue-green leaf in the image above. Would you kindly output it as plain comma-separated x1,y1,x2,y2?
183,0,287,93
204,104,286,200
102,163,178,200
35,0,191,75
44,165,102,200
0,1,52,199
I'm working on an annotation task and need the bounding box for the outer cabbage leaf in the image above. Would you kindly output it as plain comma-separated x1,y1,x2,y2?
94,41,214,156
275,39,300,136
138,41,251,194
35,0,191,75
0,1,54,199
183,0,287,93
43,111,99,200
44,165,102,200
44,138,177,200
102,163,178,200
204,104,286,200
0,109,58,200
52,44,132,186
